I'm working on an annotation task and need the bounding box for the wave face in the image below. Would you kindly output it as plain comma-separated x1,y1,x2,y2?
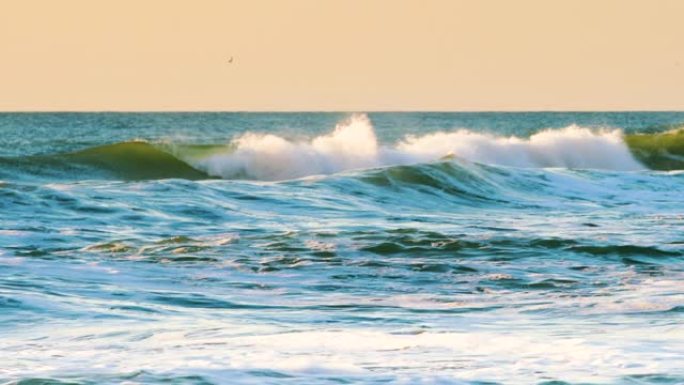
65,141,211,180
0,142,215,181
625,128,684,170
3,112,684,385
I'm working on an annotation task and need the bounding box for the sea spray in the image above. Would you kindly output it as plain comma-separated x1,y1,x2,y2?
194,113,386,180
190,114,646,180
396,125,645,171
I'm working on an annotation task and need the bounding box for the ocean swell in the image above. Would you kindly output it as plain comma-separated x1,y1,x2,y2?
3,114,684,182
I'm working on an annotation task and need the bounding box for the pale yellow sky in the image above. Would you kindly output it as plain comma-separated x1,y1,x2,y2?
1,0,683,111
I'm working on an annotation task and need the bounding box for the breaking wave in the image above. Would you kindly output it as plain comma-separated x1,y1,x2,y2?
192,114,647,180
2,113,683,181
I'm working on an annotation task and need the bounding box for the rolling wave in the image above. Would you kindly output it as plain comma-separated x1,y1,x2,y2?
0,141,210,181
1,114,683,182
625,128,684,170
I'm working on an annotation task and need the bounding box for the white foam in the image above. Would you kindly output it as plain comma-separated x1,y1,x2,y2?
191,114,645,180
3,271,684,384
3,317,680,384
397,125,644,171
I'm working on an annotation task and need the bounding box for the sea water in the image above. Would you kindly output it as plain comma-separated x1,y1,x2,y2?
1,112,684,384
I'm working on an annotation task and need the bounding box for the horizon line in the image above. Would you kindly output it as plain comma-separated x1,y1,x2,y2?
2,109,684,114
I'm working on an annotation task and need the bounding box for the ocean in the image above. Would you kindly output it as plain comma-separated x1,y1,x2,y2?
1,112,683,384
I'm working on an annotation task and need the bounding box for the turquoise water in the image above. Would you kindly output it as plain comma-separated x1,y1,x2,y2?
1,112,684,385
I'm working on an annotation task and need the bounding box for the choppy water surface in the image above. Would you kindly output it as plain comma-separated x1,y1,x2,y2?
1,112,684,385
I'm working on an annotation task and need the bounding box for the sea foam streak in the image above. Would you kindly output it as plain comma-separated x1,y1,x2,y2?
192,114,645,180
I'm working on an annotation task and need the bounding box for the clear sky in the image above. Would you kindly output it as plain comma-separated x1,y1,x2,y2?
1,0,683,111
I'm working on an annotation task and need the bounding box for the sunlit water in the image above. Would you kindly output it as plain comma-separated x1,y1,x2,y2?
1,112,684,385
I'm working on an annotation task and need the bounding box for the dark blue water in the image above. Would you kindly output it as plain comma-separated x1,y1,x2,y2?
1,112,684,385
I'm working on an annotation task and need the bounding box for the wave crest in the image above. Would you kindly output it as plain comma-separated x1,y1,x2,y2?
194,114,387,180
190,114,645,180
397,125,644,171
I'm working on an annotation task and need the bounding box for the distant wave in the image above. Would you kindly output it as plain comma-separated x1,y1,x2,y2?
2,114,683,181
